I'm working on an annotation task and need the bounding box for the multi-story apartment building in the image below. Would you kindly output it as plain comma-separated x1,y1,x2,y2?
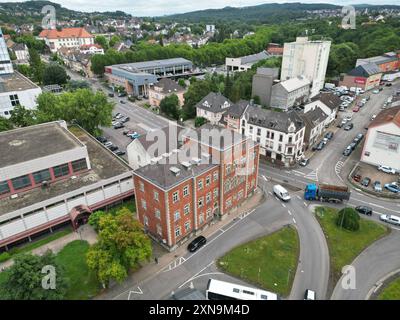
281,36,331,98
38,28,94,53
133,125,259,250
237,104,305,166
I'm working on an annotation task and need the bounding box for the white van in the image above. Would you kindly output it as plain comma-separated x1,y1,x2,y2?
273,185,291,202
380,214,400,226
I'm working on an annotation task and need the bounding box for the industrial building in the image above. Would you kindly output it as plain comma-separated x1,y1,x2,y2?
0,121,134,250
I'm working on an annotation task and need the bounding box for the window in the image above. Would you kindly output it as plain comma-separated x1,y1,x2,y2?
288,136,293,144
226,198,232,208
141,199,147,210
139,181,144,192
0,181,10,195
206,192,211,204
184,221,191,232
32,169,51,184
226,165,231,175
11,175,31,190
144,216,149,226
53,163,70,178
213,188,219,198
155,209,161,219
199,213,204,224
9,94,20,107
206,208,212,218
288,147,293,155
257,128,261,136
175,227,181,237
153,191,159,201
172,191,179,203
198,179,203,190
213,171,219,182
238,190,243,200
157,224,162,236
174,210,180,221
279,134,283,142
184,204,190,215
72,158,88,172
206,175,211,186
198,197,204,208
183,185,189,197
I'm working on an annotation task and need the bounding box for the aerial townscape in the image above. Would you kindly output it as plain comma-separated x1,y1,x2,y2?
1,0,400,306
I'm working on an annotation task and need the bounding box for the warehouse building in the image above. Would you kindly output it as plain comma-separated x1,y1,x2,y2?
0,121,134,250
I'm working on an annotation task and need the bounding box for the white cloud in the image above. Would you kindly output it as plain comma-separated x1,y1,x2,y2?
0,0,398,16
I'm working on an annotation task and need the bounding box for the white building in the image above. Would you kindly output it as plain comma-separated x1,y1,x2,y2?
281,37,331,98
196,92,233,125
239,104,305,166
225,51,271,73
361,106,400,171
38,28,94,53
303,92,341,126
205,25,215,33
0,27,13,75
79,44,104,55
0,121,134,250
270,76,311,111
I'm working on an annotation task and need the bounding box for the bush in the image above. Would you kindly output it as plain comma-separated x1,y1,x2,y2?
336,208,360,231
0,252,10,263
195,116,207,128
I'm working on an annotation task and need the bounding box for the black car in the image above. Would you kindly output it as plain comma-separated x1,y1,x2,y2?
349,142,357,150
343,147,352,156
96,136,107,143
108,145,118,152
325,131,334,140
361,177,371,187
187,236,207,252
344,123,354,131
355,206,373,216
385,83,392,87
316,141,325,151
108,93,115,97
114,150,126,156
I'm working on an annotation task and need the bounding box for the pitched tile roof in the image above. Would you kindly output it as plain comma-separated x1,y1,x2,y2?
39,28,93,39
195,92,233,113
153,78,185,94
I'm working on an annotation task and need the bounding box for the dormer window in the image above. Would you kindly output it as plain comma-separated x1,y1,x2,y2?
202,101,210,108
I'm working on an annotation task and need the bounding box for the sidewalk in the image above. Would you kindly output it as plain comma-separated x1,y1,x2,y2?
0,225,97,270
95,188,266,300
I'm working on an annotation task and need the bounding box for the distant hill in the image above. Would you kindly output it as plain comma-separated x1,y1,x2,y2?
162,2,400,23
0,1,132,25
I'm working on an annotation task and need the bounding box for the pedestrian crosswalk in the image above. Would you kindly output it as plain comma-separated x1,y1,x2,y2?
335,161,344,175
304,169,318,181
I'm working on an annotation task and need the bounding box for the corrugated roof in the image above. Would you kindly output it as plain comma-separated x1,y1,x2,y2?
348,63,382,77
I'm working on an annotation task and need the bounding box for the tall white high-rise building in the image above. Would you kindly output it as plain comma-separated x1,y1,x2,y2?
0,27,14,75
281,37,331,98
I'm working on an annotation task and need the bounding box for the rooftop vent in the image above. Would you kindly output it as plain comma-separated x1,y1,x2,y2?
191,157,201,165
181,161,191,169
170,166,181,176
10,194,18,199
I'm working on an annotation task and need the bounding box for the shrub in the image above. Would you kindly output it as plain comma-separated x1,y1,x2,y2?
336,208,360,231
195,116,207,128
0,252,10,263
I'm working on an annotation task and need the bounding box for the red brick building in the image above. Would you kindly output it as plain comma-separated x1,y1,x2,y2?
133,125,259,250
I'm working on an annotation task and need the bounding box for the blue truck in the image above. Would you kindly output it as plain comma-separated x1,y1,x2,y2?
304,183,351,203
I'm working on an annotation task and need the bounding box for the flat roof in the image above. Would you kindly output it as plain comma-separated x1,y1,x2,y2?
109,58,192,72
0,125,132,215
0,122,83,168
0,71,39,93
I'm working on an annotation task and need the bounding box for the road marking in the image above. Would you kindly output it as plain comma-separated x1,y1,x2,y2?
282,203,286,208
178,261,215,289
292,218,297,224
368,203,385,209
296,195,301,200
275,196,280,201
303,202,308,207
128,287,143,300
292,170,305,176
288,210,292,216
262,175,268,181
268,191,272,196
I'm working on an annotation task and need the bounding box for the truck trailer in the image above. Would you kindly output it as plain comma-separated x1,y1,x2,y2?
304,183,351,203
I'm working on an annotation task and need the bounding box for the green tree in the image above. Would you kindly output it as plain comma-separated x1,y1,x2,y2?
43,64,68,86
9,105,36,127
95,35,109,50
160,94,180,120
86,208,152,287
194,116,207,127
182,81,216,119
28,48,44,84
178,78,187,88
109,35,122,48
66,80,90,91
336,208,360,232
0,116,13,132
0,252,68,300
17,64,32,78
88,210,106,232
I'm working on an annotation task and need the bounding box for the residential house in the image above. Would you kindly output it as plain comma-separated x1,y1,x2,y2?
79,44,104,55
10,43,29,65
270,76,311,111
148,78,186,108
196,92,233,125
298,107,328,149
303,92,341,126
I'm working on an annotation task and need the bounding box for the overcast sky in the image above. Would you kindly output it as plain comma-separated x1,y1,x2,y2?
1,0,399,16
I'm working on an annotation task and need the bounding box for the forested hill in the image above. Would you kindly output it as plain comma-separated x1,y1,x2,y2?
162,2,400,23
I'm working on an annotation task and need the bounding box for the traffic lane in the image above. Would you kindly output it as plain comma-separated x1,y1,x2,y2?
118,197,292,300
286,198,330,300
331,230,400,300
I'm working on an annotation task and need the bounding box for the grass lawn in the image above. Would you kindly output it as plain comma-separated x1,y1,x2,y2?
217,226,299,297
0,227,72,263
315,206,389,284
378,277,400,300
55,240,101,300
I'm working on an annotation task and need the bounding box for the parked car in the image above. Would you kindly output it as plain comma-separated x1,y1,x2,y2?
344,123,354,131
352,106,360,112
128,132,141,140
120,116,130,123
325,131,334,140
386,83,393,87
380,214,400,226
108,93,115,97
118,92,127,97
353,173,362,182
349,142,357,150
361,177,371,187
103,141,113,147
370,114,376,121
273,185,291,201
353,133,364,144
378,165,396,174
372,89,380,94
113,122,124,129
384,183,400,193
365,95,370,101
96,136,107,143
355,206,373,216
299,158,309,167
373,181,382,192
108,145,118,151
114,150,126,156
187,236,207,252
343,146,352,156
120,100,126,104
316,141,325,150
